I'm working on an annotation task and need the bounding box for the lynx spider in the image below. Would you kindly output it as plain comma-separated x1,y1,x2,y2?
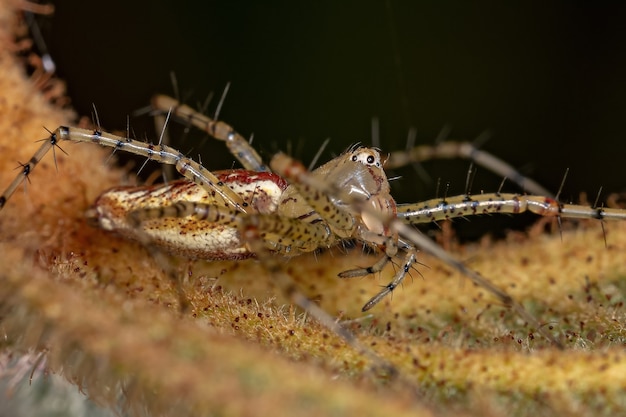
3,94,626,351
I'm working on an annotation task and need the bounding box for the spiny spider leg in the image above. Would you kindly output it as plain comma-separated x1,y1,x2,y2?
385,139,553,196
152,95,267,172
0,126,250,213
396,193,626,224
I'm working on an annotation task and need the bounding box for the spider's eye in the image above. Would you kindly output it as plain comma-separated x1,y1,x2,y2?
366,155,375,164
352,155,358,161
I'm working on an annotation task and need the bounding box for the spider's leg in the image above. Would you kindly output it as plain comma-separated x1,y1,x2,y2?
336,230,417,311
0,126,250,213
359,247,417,312
397,193,626,225
152,95,268,172
385,139,552,196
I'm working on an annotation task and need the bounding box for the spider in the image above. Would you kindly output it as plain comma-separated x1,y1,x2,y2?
3,94,626,351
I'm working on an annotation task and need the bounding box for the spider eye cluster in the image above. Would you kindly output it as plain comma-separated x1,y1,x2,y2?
351,149,381,167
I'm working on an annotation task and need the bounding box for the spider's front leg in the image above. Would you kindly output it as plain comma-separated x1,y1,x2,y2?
0,126,252,214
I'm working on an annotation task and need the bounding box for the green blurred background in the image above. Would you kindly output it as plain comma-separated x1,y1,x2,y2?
32,1,626,238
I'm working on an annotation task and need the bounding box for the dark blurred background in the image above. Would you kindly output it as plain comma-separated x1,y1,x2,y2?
30,1,626,239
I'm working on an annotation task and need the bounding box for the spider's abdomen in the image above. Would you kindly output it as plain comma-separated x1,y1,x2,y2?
87,170,287,259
